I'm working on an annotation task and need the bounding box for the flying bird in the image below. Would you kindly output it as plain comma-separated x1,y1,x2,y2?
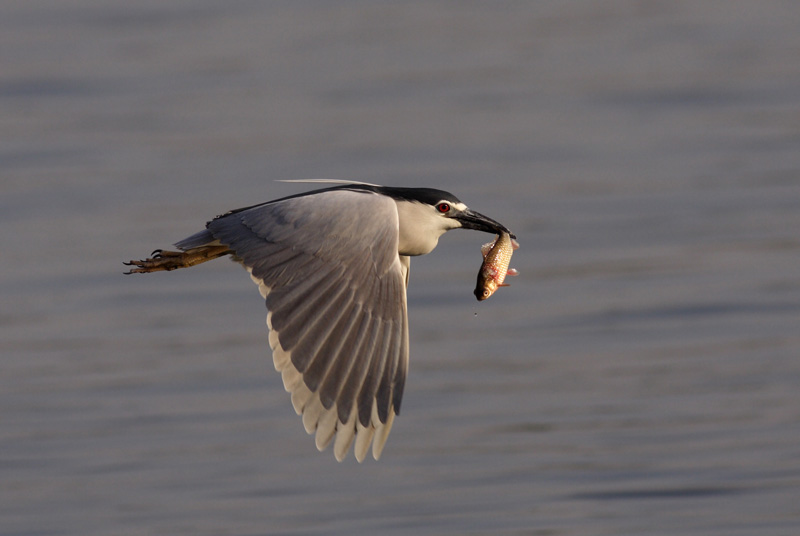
125,181,515,462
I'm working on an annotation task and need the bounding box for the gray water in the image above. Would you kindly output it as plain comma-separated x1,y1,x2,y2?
2,2,799,535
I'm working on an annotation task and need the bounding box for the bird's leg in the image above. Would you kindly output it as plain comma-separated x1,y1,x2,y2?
124,245,231,274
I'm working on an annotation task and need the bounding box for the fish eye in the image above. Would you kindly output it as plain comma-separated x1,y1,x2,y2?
436,203,450,213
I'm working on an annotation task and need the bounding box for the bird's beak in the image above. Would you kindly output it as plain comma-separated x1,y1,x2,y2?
456,209,516,239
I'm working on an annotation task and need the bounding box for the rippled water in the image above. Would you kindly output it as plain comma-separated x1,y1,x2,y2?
2,2,799,535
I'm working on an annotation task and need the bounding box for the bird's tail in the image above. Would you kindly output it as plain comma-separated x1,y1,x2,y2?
124,230,230,274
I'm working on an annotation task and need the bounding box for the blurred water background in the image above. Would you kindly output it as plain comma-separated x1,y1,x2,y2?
2,1,799,535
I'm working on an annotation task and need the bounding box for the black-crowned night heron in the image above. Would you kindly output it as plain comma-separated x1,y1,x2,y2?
125,181,515,462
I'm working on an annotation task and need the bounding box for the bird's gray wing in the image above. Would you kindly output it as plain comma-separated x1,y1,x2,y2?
206,189,409,462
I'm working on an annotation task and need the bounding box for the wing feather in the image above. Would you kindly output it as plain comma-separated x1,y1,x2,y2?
274,271,350,373
317,306,369,410
356,319,393,427
315,404,338,450
374,276,407,423
302,298,359,396
372,409,396,460
354,420,375,462
333,407,357,461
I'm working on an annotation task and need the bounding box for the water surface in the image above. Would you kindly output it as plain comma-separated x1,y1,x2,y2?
2,2,799,535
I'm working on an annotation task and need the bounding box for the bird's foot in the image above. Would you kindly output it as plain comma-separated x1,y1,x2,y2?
123,245,230,274
124,250,186,274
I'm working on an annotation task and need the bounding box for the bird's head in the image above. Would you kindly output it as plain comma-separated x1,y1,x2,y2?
383,187,515,256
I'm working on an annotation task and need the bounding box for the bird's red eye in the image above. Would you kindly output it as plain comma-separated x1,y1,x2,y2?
437,203,450,213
